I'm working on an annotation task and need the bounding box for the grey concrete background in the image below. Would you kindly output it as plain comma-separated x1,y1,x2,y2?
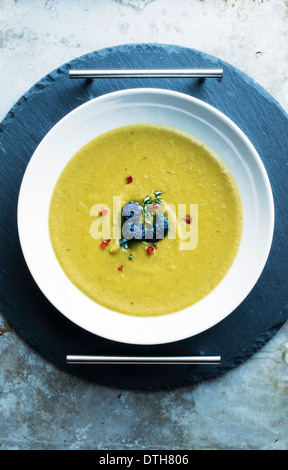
0,0,288,450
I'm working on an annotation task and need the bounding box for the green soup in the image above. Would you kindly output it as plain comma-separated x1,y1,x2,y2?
49,124,243,317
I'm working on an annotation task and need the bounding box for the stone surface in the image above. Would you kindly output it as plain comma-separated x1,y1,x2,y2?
0,0,288,450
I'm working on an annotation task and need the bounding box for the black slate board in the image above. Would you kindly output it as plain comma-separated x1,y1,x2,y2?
0,43,287,391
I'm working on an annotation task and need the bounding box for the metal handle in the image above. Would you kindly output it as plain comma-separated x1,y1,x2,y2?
69,68,223,79
66,355,221,365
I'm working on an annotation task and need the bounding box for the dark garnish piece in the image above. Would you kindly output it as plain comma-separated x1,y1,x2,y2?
119,237,129,249
122,201,142,220
122,220,143,240
119,192,168,249
154,214,169,240
122,202,143,241
142,214,169,241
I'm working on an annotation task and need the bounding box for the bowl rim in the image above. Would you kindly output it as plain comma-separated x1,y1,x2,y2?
17,87,275,345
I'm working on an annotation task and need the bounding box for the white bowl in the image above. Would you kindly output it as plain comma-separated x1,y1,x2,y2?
17,88,274,345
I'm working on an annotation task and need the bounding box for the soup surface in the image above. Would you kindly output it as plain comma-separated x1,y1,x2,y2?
49,124,243,317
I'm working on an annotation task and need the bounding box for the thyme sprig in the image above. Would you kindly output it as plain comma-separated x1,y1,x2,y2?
143,190,165,218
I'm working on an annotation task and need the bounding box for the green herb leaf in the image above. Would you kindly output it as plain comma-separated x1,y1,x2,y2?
129,253,134,260
143,196,152,204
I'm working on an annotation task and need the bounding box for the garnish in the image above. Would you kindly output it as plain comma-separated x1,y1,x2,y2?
113,192,168,252
182,216,192,224
146,244,156,255
118,264,124,271
154,191,164,196
126,175,133,184
119,237,129,249
143,190,165,218
129,253,134,260
100,238,111,248
143,195,152,204
99,208,108,216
